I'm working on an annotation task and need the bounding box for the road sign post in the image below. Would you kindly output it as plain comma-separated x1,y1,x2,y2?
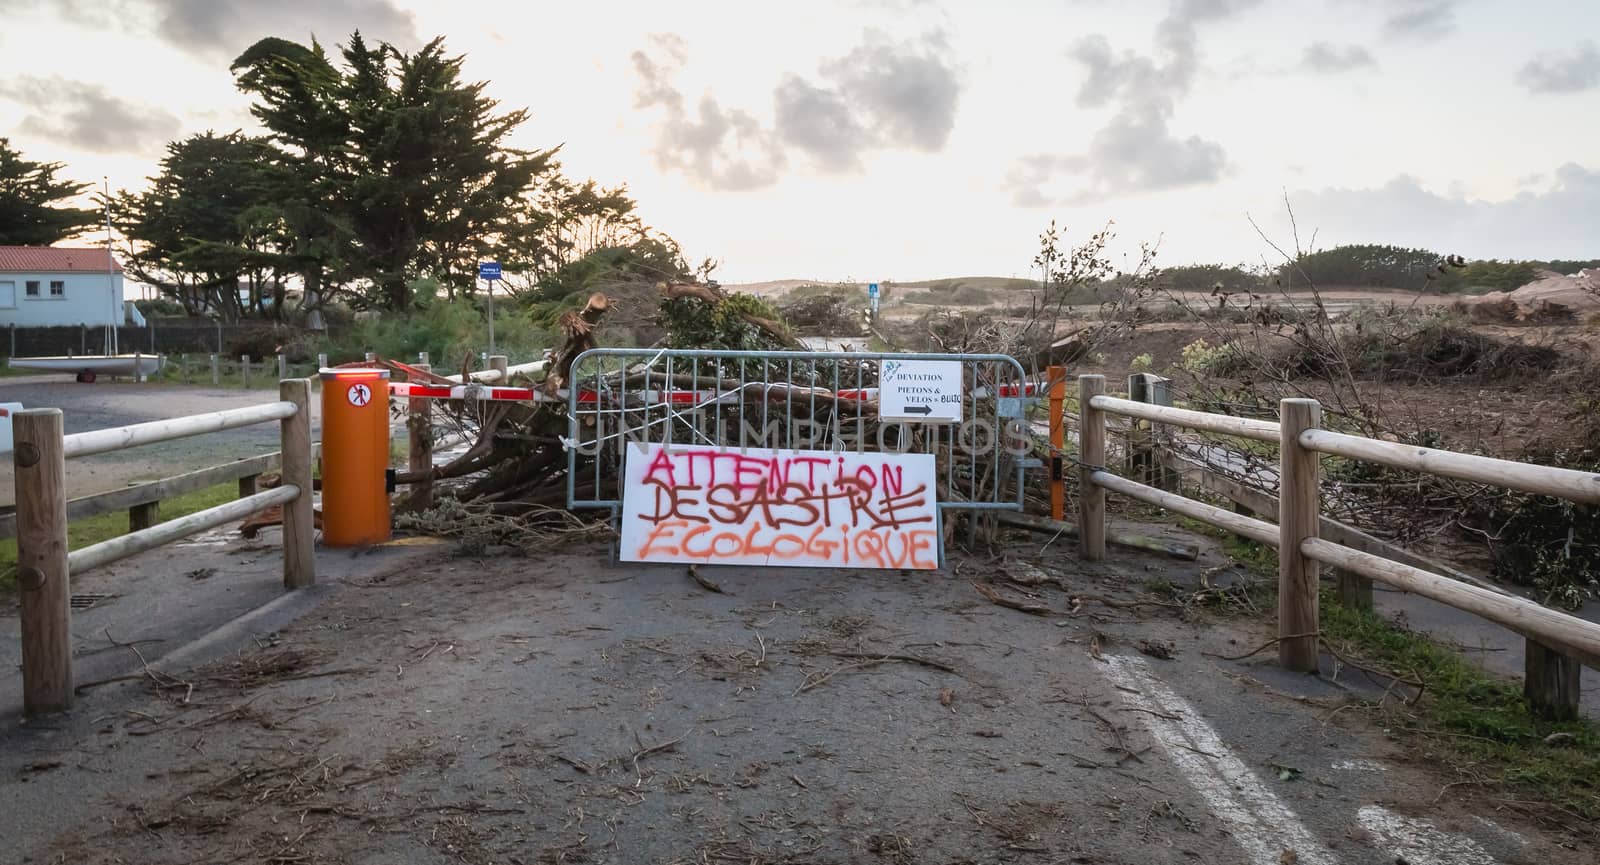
478,261,502,356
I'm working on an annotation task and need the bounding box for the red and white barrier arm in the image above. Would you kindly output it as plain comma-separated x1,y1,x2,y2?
392,379,1040,406
389,382,560,402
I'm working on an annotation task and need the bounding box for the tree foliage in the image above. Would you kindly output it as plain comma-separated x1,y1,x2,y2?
115,132,286,320
0,138,97,245
1277,244,1547,293
1155,263,1260,293
115,30,677,320
231,32,555,311
1278,244,1444,289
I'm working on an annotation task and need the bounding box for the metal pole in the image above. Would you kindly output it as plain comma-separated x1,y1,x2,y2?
104,177,118,357
486,277,495,356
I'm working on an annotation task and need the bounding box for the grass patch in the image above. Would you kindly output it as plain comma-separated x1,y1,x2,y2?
1172,511,1598,820
0,482,241,595
1320,589,1600,821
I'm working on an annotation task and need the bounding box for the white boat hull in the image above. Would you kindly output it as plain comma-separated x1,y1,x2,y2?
8,355,166,376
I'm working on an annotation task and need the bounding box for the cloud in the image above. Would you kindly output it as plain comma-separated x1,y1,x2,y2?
1517,41,1600,94
1301,42,1376,73
1376,0,1458,39
32,0,419,59
633,31,962,189
150,0,418,56
1004,0,1248,206
1280,163,1600,259
631,34,787,191
772,76,869,172
821,33,960,152
0,76,181,154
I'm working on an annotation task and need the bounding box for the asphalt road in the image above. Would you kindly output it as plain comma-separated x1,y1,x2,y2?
0,374,324,505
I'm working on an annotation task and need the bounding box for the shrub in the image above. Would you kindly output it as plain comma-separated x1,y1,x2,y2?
136,297,187,317
327,299,552,367
1179,339,1251,376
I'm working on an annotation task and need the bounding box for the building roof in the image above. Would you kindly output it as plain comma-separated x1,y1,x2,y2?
0,246,124,274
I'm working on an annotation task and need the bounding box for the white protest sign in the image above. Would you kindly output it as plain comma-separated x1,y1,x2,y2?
879,359,962,422
619,443,939,569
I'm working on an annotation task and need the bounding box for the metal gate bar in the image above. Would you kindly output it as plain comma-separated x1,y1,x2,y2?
565,348,1032,521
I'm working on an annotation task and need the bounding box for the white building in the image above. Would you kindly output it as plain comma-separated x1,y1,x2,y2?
0,246,127,328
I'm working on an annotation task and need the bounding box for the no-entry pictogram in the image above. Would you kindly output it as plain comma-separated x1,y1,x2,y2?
347,383,373,407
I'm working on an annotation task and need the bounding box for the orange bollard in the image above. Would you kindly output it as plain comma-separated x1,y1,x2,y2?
1047,365,1066,521
319,367,392,547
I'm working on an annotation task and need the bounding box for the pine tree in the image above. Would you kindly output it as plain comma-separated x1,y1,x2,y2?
0,138,97,245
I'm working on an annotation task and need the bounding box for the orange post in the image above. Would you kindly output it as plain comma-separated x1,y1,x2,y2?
1047,365,1066,521
319,367,392,547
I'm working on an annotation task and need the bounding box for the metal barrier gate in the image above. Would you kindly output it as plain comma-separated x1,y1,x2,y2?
565,349,1035,548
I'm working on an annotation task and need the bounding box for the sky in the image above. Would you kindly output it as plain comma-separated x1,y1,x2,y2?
1,0,1597,283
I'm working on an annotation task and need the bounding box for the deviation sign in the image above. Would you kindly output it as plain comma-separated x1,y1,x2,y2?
879,359,962,422
620,443,939,569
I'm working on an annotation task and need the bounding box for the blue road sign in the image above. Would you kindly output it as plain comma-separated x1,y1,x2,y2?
478,261,502,280
868,282,879,296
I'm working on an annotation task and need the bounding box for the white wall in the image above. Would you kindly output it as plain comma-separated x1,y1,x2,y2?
0,271,125,327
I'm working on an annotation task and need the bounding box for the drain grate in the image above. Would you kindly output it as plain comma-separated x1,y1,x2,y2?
70,593,115,610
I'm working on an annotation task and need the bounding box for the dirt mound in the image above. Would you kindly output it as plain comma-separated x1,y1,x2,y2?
1474,271,1600,316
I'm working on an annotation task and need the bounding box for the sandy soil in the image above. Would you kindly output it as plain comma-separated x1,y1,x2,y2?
5,535,1589,864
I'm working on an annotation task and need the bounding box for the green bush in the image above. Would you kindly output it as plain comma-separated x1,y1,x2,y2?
136,297,188,317
326,299,552,367
1440,260,1539,293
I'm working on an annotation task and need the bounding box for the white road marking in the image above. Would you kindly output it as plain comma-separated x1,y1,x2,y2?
1100,654,1338,865
1357,805,1501,865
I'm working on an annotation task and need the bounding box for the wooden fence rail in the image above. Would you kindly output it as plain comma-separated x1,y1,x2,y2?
0,453,284,540
11,380,315,715
1076,374,1600,720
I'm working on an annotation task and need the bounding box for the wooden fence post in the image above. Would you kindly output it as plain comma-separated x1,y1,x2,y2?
1524,639,1580,721
180,353,190,384
129,501,159,532
1077,375,1106,561
408,363,434,511
239,474,259,498
14,409,72,714
280,378,315,589
1337,568,1374,612
418,351,429,366
1278,398,1322,672
210,353,219,385
277,353,288,380
489,354,508,381
317,352,329,370
1126,374,1152,485
1048,366,1066,521
134,350,143,384
241,355,251,389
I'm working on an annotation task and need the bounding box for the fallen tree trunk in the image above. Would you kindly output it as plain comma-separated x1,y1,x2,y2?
996,511,1199,560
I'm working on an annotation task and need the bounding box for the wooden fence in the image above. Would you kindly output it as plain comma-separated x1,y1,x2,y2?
10,381,315,715
167,353,321,387
1071,372,1600,720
